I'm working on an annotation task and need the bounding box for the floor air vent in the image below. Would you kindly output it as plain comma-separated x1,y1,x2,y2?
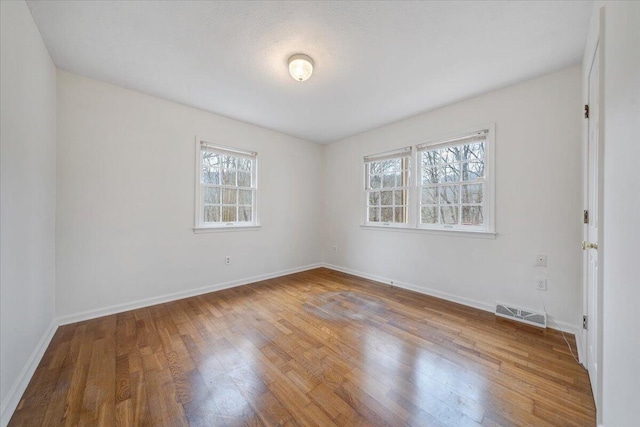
495,303,547,328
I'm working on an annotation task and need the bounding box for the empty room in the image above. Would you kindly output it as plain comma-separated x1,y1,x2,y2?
1,0,638,426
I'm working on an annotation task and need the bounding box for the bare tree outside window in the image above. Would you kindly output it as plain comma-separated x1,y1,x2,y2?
364,150,411,224
420,140,485,227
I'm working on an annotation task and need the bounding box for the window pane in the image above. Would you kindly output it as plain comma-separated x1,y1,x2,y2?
202,167,220,184
421,206,438,224
422,166,438,184
394,207,405,223
422,152,438,167
369,174,381,189
369,191,380,206
222,188,237,204
462,206,483,225
437,146,461,163
440,206,459,224
222,170,236,186
369,162,382,175
202,152,220,167
461,183,483,204
237,158,252,170
222,206,237,222
394,173,404,187
381,207,393,222
381,159,401,173
439,164,460,183
421,187,438,205
204,187,221,204
462,161,484,181
237,171,251,187
238,189,252,205
382,174,395,188
393,190,404,205
238,206,252,222
439,185,459,204
221,155,236,169
368,207,380,222
463,142,484,161
204,206,220,222
381,191,393,206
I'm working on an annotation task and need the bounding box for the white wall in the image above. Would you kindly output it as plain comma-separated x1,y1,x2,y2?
0,0,57,422
599,1,640,425
56,71,323,319
322,66,583,329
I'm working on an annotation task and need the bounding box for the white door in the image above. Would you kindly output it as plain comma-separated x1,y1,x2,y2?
585,42,600,405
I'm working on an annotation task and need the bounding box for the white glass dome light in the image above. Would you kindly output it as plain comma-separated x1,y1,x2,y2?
288,54,314,82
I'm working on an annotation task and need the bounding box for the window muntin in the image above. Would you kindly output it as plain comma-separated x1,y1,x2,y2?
364,148,411,225
418,130,488,229
197,141,257,228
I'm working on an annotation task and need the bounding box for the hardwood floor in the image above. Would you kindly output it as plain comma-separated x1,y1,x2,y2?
9,268,596,426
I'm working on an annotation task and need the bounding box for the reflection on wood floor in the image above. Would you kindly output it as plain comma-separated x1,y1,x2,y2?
9,268,596,426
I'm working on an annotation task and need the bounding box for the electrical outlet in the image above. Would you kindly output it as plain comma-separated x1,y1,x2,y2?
225,256,231,265
536,279,547,291
535,254,547,267
332,246,337,254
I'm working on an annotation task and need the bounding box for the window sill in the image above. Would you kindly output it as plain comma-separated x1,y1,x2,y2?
193,225,261,234
360,225,496,239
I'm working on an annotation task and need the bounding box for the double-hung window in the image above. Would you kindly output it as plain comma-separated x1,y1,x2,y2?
418,129,492,231
195,139,257,230
363,125,494,234
364,147,411,226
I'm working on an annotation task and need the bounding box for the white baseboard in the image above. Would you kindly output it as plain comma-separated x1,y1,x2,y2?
323,262,493,311
322,263,580,335
1,320,58,427
543,314,579,336
575,330,585,366
57,263,323,325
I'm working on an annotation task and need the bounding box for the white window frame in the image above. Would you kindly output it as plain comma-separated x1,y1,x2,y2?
194,137,259,232
361,123,495,236
363,147,412,228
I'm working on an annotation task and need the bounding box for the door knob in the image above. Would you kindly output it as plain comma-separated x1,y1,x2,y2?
582,241,598,250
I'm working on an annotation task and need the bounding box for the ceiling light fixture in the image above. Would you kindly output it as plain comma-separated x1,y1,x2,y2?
288,54,314,82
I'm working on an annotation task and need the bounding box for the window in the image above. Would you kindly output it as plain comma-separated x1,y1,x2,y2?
195,139,257,230
364,147,411,225
418,129,491,230
363,125,494,234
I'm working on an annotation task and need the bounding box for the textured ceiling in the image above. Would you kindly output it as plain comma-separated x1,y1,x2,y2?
27,1,592,144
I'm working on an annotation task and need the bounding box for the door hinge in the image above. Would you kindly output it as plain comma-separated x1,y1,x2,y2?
583,315,588,330
584,104,589,119
583,210,589,224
